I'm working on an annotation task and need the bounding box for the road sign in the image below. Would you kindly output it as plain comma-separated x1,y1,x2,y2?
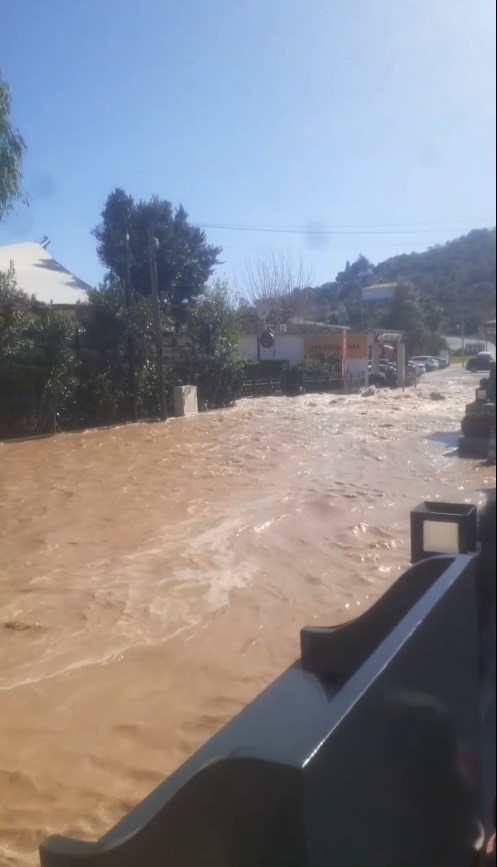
259,331,275,349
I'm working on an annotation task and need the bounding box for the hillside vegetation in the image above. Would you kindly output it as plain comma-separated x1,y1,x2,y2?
308,228,496,355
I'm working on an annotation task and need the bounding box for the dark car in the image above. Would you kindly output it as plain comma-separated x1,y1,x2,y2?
379,363,398,387
366,360,399,387
367,366,388,388
466,352,495,372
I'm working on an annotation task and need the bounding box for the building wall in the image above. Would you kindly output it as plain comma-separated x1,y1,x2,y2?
237,331,370,382
361,284,397,303
238,332,371,382
343,357,369,377
304,333,368,361
51,305,79,320
237,333,304,363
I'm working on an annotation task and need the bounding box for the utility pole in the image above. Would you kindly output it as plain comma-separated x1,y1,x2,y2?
124,232,137,421
148,227,167,420
461,303,465,365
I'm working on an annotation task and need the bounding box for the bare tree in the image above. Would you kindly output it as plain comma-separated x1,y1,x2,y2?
235,251,314,323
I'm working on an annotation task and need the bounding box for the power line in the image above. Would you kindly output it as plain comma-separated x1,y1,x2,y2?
221,240,457,250
200,219,494,229
195,222,494,237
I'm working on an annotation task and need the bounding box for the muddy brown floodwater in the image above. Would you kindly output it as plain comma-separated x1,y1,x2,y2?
0,367,495,865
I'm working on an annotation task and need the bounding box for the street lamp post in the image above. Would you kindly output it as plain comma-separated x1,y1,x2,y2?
148,228,167,420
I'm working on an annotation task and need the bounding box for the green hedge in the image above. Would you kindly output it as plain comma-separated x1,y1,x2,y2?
244,360,289,380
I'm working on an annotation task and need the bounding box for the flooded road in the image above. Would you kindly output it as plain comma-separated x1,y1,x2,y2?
0,367,495,865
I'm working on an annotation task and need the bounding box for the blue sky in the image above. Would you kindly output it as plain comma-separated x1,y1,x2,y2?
1,0,495,289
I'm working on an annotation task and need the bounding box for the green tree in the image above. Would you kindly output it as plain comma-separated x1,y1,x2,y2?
75,280,161,424
333,255,375,328
336,254,374,285
0,265,35,436
0,263,32,349
0,72,26,220
180,279,245,408
380,284,424,348
75,278,244,421
375,228,496,335
379,284,446,357
27,309,77,431
1,266,76,436
92,189,222,325
418,293,444,334
306,229,495,335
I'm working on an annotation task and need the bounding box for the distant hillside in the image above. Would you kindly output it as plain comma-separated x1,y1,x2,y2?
310,228,496,339
374,228,496,334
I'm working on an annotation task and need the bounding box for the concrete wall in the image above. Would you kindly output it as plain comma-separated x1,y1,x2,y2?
237,333,368,369
237,332,369,384
344,357,368,378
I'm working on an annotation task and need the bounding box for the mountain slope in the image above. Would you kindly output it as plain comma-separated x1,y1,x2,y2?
310,228,496,337
373,228,496,333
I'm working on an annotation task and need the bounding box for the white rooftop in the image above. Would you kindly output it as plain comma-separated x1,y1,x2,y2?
0,241,91,305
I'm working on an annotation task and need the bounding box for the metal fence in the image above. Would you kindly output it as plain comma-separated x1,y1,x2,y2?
238,371,366,399
40,551,489,867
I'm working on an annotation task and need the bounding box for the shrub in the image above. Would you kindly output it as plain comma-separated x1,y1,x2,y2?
1,267,77,437
280,354,342,396
281,363,302,396
244,360,289,380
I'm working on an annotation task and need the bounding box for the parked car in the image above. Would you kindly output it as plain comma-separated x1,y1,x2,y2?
408,359,427,374
435,356,449,369
466,352,495,372
367,365,388,385
379,364,398,387
405,364,419,385
410,356,438,371
368,361,396,370
368,372,388,388
367,362,398,387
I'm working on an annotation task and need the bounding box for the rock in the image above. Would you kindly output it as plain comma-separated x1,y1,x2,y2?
361,385,377,398
429,391,446,401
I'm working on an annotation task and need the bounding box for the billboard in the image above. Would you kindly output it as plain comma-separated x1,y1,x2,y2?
373,330,405,344
304,333,368,359
362,282,397,303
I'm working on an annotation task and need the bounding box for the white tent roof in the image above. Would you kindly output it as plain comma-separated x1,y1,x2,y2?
0,241,91,305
